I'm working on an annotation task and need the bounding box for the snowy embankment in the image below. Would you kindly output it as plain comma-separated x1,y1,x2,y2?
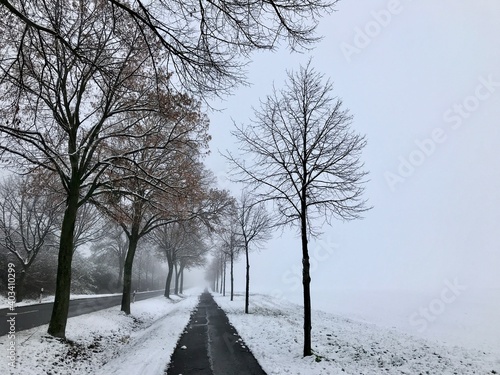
0,291,200,375
214,293,500,375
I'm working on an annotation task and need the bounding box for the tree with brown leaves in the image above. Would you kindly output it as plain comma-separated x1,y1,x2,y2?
0,1,181,338
0,0,336,96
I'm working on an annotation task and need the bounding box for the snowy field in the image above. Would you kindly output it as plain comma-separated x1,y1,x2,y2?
0,291,200,375
304,287,500,355
2,288,498,374
215,293,500,375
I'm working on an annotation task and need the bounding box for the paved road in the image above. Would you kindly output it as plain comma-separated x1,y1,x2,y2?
167,291,267,375
0,290,164,336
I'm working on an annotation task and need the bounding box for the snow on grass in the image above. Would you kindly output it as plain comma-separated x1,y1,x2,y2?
305,287,500,355
1,290,200,375
214,293,500,375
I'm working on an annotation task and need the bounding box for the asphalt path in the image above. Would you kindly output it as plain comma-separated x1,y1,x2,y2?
0,290,164,336
167,291,267,375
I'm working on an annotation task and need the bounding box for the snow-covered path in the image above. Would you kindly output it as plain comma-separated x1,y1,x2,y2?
167,291,266,374
1,292,199,375
95,296,199,375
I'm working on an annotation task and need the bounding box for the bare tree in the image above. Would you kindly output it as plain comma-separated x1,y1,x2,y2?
175,224,208,295
0,0,336,97
237,192,271,313
0,175,60,301
94,98,235,313
218,217,242,302
227,62,370,356
205,247,227,295
73,203,105,251
205,256,220,292
154,222,187,299
92,91,216,314
90,220,129,291
131,240,162,292
178,242,207,294
154,219,208,296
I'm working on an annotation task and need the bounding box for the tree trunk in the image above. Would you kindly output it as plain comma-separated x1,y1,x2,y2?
144,256,149,290
301,202,312,357
164,262,173,298
222,257,226,297
245,244,250,314
15,268,27,303
218,257,221,294
117,257,124,292
121,233,139,315
137,257,142,292
230,251,234,301
180,265,184,294
174,263,180,295
215,259,219,293
47,183,79,338
151,264,155,291
213,268,216,292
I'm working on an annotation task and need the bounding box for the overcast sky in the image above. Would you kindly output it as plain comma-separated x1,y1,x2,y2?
204,0,500,301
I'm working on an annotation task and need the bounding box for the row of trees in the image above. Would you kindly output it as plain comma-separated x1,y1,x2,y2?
0,174,212,301
0,0,242,337
0,0,370,359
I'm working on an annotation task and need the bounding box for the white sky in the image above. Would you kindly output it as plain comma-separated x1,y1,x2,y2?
204,0,500,297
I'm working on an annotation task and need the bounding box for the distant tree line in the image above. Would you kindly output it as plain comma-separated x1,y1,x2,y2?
205,192,272,313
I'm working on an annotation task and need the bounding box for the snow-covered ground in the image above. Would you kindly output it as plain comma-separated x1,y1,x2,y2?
2,288,498,374
0,291,200,375
215,293,500,375
305,287,500,354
